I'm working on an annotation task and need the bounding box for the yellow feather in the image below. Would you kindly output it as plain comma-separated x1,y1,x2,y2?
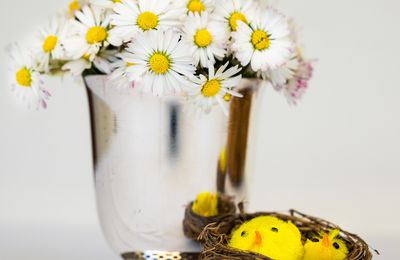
303,229,349,260
191,192,218,217
228,216,304,260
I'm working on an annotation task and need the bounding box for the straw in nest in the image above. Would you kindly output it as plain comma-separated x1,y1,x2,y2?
183,194,236,241
199,209,377,260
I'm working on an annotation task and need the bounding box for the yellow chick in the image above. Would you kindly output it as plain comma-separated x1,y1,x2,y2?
228,216,304,260
303,229,349,260
191,192,218,217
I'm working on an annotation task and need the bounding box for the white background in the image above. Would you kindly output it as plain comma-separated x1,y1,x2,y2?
0,0,399,259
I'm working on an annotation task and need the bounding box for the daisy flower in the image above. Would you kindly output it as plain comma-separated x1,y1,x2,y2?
91,48,119,74
187,62,242,114
108,52,136,89
108,0,185,46
33,16,71,73
62,48,117,75
260,55,299,90
62,58,91,76
182,12,227,68
67,0,88,16
283,58,313,104
122,30,196,96
69,5,111,61
213,0,254,34
179,0,215,14
9,45,51,109
231,7,294,71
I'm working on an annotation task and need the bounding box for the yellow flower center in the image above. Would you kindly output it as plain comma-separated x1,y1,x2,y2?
201,79,221,97
113,0,120,2
16,67,32,87
149,53,170,74
187,0,205,13
229,12,247,31
42,35,58,53
69,0,79,14
137,11,158,31
251,30,270,51
82,53,91,60
194,29,212,48
86,26,107,44
223,93,231,101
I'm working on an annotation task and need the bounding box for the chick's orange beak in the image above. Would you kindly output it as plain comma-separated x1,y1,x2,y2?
254,230,262,246
322,234,330,248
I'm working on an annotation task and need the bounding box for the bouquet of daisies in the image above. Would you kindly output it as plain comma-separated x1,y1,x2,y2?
10,0,313,111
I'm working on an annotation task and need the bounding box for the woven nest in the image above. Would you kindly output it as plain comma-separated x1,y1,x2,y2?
183,195,236,241
199,208,376,260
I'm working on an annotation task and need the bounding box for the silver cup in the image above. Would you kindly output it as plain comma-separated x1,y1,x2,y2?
84,76,264,259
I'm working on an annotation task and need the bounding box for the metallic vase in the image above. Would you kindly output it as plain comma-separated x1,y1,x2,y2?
84,76,263,259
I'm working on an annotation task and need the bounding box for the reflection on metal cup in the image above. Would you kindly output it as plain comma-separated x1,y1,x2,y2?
84,75,263,257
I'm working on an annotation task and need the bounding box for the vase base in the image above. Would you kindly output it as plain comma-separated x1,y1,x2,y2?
122,251,200,260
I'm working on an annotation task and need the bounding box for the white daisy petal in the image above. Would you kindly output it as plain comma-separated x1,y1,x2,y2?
120,30,196,96
186,63,242,114
32,16,75,73
231,6,295,72
182,12,228,68
61,6,112,75
109,0,185,46
9,45,51,110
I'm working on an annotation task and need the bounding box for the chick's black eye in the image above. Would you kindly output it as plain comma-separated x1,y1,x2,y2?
333,242,340,249
271,227,279,233
311,238,320,243
241,231,247,237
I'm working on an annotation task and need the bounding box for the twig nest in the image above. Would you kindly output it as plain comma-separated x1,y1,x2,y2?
183,194,236,241
199,209,375,260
